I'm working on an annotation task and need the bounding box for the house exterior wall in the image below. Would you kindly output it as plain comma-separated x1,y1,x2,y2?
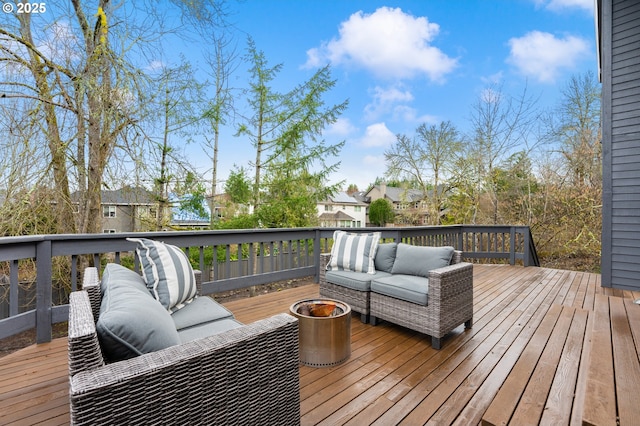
316,203,366,227
366,186,386,202
101,205,133,233
101,204,156,232
600,0,640,290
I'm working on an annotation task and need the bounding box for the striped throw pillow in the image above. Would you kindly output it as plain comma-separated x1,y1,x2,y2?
327,230,381,274
127,238,197,312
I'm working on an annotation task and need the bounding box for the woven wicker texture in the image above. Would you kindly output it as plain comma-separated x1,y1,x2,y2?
321,249,472,349
68,268,301,425
370,253,473,349
319,253,370,320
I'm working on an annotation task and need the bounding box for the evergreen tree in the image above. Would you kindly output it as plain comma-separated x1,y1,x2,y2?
238,38,348,227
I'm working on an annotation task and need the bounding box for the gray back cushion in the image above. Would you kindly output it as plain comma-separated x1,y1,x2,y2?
97,263,180,362
374,243,397,273
390,244,454,278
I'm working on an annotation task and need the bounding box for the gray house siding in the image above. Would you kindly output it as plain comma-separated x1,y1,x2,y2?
600,0,640,290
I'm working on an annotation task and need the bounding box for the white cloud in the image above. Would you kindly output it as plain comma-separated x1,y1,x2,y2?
533,0,593,12
363,155,385,166
304,7,457,81
325,118,357,136
147,60,166,71
360,123,396,147
364,85,414,120
37,21,80,64
481,71,504,85
507,31,590,83
392,105,438,124
333,157,382,191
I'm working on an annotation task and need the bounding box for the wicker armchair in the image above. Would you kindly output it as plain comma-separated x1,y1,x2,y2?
319,252,372,323
369,251,473,349
68,269,300,425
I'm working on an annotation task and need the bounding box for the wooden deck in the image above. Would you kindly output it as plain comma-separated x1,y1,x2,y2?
2,264,640,425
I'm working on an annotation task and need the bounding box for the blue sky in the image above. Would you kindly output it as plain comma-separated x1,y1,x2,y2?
181,0,597,192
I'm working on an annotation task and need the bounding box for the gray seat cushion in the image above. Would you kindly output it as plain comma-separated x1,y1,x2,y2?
97,263,180,362
371,274,429,305
178,318,244,343
171,296,235,331
326,270,392,292
391,244,454,278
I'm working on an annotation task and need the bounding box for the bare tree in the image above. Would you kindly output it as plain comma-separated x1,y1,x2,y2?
467,83,539,224
385,121,462,224
201,32,239,224
552,71,602,187
0,0,230,234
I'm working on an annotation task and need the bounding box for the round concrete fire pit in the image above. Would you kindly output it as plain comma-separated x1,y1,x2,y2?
289,299,351,368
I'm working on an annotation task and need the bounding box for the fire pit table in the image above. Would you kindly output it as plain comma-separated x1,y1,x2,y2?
289,299,351,368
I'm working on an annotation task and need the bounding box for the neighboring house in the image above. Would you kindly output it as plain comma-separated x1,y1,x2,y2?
73,186,214,232
209,193,253,220
365,183,430,226
317,192,367,228
597,0,640,291
73,186,158,233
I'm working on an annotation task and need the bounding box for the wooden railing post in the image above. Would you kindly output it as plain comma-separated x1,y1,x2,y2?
9,259,19,317
509,228,517,265
314,229,321,283
523,228,531,267
36,239,52,343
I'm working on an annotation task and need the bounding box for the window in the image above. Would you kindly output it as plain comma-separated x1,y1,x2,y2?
103,229,116,233
103,205,116,218
355,206,361,212
325,205,333,211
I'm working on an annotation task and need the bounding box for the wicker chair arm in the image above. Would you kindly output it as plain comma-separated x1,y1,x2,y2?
428,262,474,299
319,253,331,285
429,261,473,278
70,313,300,425
68,291,106,375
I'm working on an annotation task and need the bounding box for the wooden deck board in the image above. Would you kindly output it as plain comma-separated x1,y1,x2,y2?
610,297,640,426
581,295,617,426
2,265,640,425
539,308,588,425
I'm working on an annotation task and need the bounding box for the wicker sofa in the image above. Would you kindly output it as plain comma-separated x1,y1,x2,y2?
68,265,300,425
320,240,473,349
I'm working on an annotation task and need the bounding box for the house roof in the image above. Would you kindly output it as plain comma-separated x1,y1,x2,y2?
331,192,358,203
71,185,156,205
318,210,356,221
321,191,367,205
366,185,425,203
351,191,370,203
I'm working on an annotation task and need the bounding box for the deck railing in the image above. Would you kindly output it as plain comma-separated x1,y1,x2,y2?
0,225,539,343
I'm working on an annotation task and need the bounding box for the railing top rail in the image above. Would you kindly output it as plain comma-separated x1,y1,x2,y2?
0,235,46,245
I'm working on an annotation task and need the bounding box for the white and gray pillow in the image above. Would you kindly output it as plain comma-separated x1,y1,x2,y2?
127,237,197,312
327,230,381,274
